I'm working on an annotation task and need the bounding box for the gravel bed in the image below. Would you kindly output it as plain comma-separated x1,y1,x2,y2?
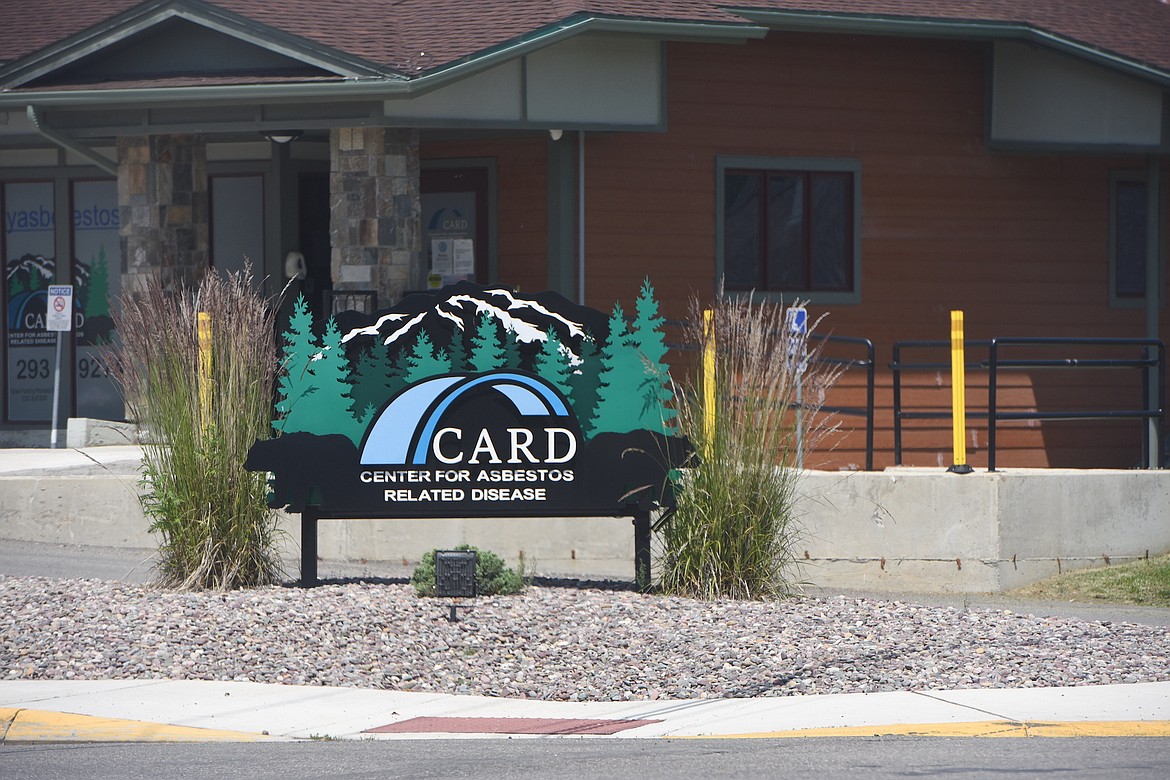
3,575,1168,701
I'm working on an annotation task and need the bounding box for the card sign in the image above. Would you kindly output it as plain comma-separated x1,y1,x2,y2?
246,281,692,519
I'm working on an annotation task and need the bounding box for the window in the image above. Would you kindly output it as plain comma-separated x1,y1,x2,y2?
1110,172,1162,307
718,157,860,303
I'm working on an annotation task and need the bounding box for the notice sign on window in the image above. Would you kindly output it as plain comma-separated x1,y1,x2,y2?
453,239,475,275
46,285,73,332
431,239,453,275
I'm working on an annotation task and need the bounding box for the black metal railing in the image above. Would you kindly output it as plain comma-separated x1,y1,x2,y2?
891,339,992,465
811,334,876,471
666,323,876,471
986,338,1164,471
891,337,1165,470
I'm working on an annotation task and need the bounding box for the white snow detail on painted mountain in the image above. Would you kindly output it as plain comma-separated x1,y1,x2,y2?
434,307,467,332
5,254,55,283
341,312,426,345
341,287,588,356
443,289,586,343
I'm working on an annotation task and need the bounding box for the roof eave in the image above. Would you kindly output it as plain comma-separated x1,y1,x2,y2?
731,9,1170,89
0,0,393,89
0,16,767,109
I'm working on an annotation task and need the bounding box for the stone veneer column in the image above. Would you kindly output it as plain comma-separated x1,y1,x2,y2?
117,134,208,292
330,127,422,307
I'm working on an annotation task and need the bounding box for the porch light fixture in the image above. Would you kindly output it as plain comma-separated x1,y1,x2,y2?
549,128,563,141
264,130,302,144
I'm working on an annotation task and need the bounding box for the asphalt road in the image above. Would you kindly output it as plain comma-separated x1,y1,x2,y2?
3,736,1169,779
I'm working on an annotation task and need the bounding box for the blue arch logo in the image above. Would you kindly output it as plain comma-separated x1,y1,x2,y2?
7,289,46,331
360,371,573,465
427,207,468,232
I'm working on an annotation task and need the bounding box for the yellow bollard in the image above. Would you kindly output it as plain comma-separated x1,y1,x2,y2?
197,311,212,429
948,310,973,474
702,309,716,457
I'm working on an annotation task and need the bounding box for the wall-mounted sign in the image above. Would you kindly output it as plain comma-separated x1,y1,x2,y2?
5,182,56,422
71,179,122,421
246,281,691,518
46,285,73,331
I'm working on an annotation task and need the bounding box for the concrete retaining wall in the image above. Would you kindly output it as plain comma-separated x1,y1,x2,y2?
796,469,1170,593
2,466,1167,593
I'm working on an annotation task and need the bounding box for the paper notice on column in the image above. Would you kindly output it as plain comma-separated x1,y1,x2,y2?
431,239,453,275
453,239,475,275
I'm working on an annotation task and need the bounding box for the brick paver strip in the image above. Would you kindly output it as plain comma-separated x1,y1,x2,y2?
366,717,661,735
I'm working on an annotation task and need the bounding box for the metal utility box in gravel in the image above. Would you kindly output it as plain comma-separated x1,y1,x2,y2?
246,281,692,587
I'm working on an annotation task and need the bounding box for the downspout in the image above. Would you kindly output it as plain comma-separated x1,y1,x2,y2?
26,105,117,175
577,130,585,306
1146,154,1163,466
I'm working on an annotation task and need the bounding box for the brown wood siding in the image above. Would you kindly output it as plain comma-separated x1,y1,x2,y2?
424,31,1169,470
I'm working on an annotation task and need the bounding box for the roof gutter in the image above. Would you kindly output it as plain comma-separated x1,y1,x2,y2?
26,105,118,174
0,17,767,109
730,9,1170,89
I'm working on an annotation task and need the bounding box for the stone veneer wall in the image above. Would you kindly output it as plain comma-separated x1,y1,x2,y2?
117,135,208,292
330,127,422,308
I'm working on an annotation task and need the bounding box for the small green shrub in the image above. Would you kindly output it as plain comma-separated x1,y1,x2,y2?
411,545,525,596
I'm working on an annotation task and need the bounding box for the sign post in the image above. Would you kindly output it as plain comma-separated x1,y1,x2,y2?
787,306,808,469
46,284,74,449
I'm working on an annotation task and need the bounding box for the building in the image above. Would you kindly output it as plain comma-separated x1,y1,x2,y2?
1,0,1167,468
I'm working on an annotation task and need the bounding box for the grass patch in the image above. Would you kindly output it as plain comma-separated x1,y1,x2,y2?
1009,554,1170,607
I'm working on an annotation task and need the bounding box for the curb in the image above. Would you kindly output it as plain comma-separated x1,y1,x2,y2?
0,707,275,743
694,720,1170,739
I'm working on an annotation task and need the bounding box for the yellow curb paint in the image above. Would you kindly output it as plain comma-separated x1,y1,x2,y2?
685,720,1170,739
1025,721,1170,738
1,707,18,739
1,708,270,743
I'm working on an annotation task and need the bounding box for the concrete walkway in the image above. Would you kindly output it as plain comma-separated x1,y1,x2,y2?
3,679,1169,742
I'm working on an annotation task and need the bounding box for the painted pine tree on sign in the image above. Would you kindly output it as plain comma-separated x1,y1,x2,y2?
273,294,318,434
631,279,676,430
403,328,451,384
469,312,506,372
533,326,574,400
592,302,652,435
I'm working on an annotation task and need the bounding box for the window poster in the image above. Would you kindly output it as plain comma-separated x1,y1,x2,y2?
72,180,123,421
422,191,476,286
4,181,57,422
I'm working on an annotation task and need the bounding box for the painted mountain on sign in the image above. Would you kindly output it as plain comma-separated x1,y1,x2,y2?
273,280,676,444
337,283,605,362
6,253,54,295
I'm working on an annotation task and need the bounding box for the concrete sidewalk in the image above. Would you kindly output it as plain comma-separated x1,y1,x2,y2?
2,680,1169,742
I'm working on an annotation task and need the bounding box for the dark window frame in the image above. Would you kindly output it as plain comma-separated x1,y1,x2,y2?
1109,170,1164,309
717,156,861,305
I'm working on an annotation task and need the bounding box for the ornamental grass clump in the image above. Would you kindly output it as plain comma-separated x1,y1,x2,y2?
107,268,284,590
658,293,840,600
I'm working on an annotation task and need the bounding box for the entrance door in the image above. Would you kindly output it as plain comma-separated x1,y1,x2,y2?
296,171,332,320
421,165,491,285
